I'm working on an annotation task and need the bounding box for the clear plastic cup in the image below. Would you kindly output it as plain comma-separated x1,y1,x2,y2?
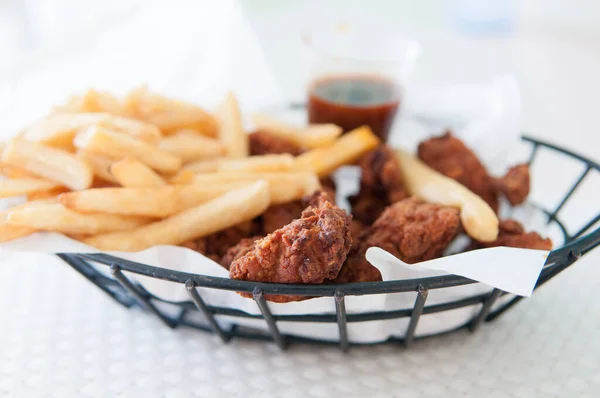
303,26,420,141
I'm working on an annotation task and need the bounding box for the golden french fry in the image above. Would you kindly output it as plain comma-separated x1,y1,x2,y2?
77,151,118,184
294,126,380,177
216,92,248,158
181,154,293,174
125,86,219,136
0,164,38,179
22,113,162,147
190,171,320,204
252,113,342,149
97,116,162,145
74,125,182,174
59,184,252,217
0,224,37,243
110,158,167,187
158,129,224,162
79,89,133,116
6,203,152,235
53,89,133,116
27,186,70,201
182,159,220,174
168,170,197,184
394,149,499,242
0,178,61,198
217,154,295,172
0,199,55,242
84,181,270,251
2,139,93,190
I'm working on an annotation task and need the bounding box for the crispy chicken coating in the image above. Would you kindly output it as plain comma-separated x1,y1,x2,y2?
335,197,461,283
350,145,409,225
183,221,260,266
320,177,337,200
418,132,499,212
229,191,352,302
220,236,261,270
261,201,305,234
469,219,552,250
492,164,530,206
249,130,303,156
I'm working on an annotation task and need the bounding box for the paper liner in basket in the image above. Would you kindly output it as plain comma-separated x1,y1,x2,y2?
0,216,550,343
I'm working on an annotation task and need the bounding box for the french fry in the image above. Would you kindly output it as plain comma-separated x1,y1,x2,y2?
110,158,167,187
84,180,270,251
2,139,93,190
74,125,182,174
22,113,162,147
6,203,152,235
158,129,224,162
27,186,70,201
168,170,197,184
97,116,162,144
78,89,133,116
77,151,118,184
125,86,219,136
294,126,380,177
216,92,248,158
0,223,37,243
53,89,133,116
217,154,295,172
252,113,342,149
0,199,56,243
190,171,320,204
60,184,252,217
0,178,61,198
0,164,38,179
394,149,499,242
182,159,220,174
182,154,294,174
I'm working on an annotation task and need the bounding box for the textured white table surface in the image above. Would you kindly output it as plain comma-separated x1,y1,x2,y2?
0,1,600,397
0,250,598,398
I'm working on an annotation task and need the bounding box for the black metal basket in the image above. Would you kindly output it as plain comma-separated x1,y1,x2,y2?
58,136,600,351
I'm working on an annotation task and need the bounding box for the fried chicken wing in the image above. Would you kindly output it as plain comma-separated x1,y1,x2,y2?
469,219,552,250
229,191,352,302
492,164,530,206
350,145,409,225
418,132,499,212
335,197,461,283
249,130,303,156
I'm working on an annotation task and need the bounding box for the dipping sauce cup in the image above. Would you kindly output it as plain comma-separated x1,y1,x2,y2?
304,27,420,141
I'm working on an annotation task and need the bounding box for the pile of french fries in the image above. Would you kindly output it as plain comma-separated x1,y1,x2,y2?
0,87,380,252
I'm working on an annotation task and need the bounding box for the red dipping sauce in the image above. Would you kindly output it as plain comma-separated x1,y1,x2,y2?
308,76,400,141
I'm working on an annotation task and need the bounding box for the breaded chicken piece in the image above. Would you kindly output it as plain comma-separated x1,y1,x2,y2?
249,130,303,156
320,176,337,200
350,145,409,225
335,197,461,283
469,219,552,250
418,132,499,212
261,201,305,234
492,164,530,206
220,236,261,270
229,191,352,302
183,221,260,266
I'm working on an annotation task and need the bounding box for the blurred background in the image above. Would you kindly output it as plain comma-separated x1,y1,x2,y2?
0,0,599,162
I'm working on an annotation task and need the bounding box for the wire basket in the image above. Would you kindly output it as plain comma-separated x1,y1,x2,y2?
57,136,600,351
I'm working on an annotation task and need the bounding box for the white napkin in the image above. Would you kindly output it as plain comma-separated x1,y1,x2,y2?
0,0,283,137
